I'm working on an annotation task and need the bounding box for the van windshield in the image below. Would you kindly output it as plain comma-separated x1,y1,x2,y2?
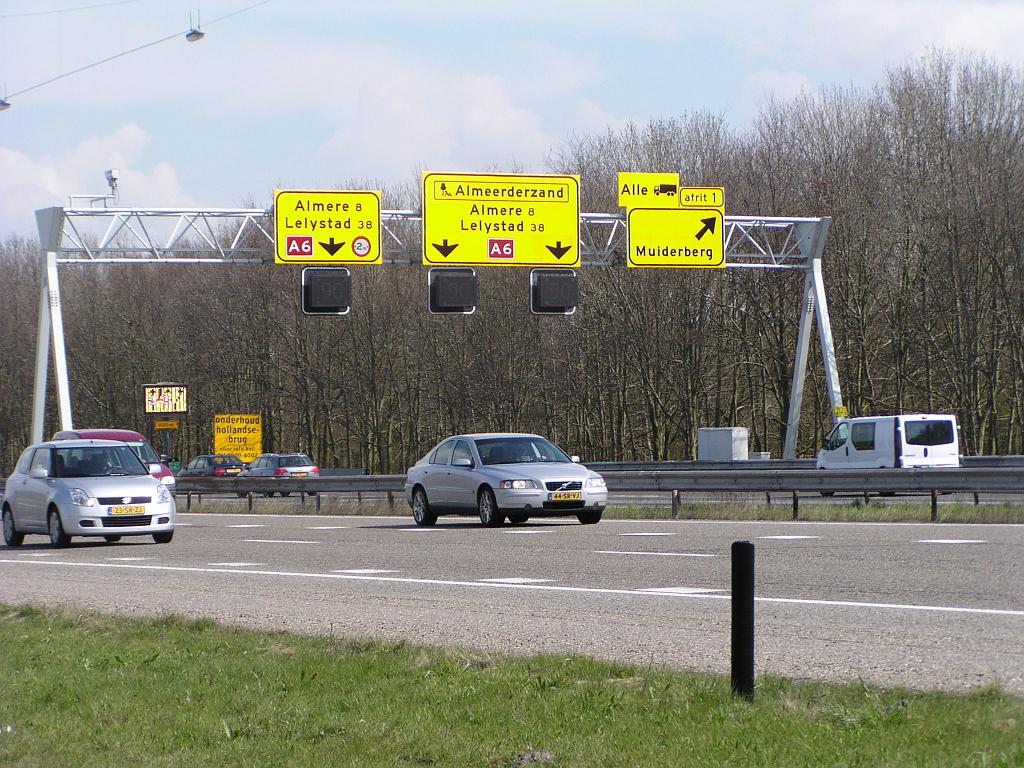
904,420,955,446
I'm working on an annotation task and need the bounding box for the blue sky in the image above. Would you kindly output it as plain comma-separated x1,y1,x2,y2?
2,0,1023,236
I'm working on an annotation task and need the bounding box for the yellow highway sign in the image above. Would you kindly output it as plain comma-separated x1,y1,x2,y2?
213,414,262,464
275,189,382,265
617,172,679,209
422,172,580,267
627,207,725,268
678,186,724,208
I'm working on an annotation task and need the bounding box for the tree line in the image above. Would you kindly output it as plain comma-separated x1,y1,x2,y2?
1,51,1022,474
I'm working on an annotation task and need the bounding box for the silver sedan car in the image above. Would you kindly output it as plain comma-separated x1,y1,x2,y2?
2,439,176,547
405,433,607,527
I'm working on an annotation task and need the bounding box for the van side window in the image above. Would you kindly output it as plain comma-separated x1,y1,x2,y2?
905,420,954,446
430,441,456,465
851,423,875,451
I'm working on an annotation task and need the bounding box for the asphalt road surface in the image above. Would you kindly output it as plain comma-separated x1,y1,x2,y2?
2,513,1022,694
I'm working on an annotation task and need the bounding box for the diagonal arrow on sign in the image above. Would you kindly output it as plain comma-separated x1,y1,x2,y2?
433,239,459,257
319,237,346,256
694,217,717,241
546,241,572,259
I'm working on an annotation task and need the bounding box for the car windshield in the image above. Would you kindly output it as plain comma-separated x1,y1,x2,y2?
125,440,160,463
56,445,148,478
280,455,313,467
475,437,571,465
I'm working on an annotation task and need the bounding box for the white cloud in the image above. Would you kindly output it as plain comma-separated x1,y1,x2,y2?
0,124,194,237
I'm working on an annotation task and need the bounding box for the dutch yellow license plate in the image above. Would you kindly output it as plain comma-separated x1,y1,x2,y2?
292,472,308,478
111,505,145,515
550,492,582,501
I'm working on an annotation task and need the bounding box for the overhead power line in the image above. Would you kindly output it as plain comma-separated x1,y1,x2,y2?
2,0,273,103
0,0,141,19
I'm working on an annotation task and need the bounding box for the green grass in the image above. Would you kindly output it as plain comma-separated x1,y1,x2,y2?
0,604,1021,767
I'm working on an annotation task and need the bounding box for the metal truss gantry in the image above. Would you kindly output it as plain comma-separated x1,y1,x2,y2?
31,205,842,457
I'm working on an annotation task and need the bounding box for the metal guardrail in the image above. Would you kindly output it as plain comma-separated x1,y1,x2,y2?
587,456,1024,472
173,467,1024,521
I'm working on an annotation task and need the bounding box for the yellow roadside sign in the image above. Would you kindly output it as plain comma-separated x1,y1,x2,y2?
153,420,179,430
627,207,726,268
617,172,679,209
213,414,262,463
422,172,580,267
274,190,382,265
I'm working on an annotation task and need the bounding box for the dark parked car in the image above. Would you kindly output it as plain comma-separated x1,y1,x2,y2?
240,453,320,497
177,454,247,478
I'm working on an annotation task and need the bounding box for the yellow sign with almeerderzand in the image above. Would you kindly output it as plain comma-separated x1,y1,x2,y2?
422,172,580,267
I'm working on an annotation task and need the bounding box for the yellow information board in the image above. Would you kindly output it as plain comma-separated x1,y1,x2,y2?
213,414,262,463
144,384,188,414
422,172,580,267
274,190,382,265
627,207,726,268
617,172,679,209
153,420,179,430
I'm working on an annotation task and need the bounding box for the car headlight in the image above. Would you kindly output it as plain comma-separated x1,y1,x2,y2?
156,484,172,504
68,488,95,507
498,479,539,490
587,477,606,489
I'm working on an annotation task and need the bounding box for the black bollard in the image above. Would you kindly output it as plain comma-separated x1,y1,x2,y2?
731,540,755,700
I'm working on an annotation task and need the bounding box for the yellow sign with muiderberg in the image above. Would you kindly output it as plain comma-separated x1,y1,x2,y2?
274,189,382,265
627,207,726,268
213,414,262,464
422,172,580,267
617,172,680,209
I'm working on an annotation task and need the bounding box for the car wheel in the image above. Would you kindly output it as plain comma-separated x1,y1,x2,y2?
411,487,437,527
48,509,71,547
236,492,248,499
3,507,24,547
577,510,602,525
153,531,174,544
104,535,122,543
507,514,529,525
280,492,291,498
478,488,504,527
263,492,275,498
819,491,835,498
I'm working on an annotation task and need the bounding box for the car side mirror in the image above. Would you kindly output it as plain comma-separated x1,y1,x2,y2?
452,457,473,468
570,455,580,463
29,467,49,479
148,463,162,474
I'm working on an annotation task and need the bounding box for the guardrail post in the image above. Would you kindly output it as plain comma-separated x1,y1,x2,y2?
300,492,306,507
186,492,191,513
731,541,755,701
671,490,679,520
247,493,252,512
930,490,938,522
973,492,980,506
316,493,321,513
387,490,395,509
765,492,772,507
792,490,799,521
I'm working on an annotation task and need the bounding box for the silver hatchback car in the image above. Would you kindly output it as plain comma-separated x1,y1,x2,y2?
404,433,607,527
2,439,176,547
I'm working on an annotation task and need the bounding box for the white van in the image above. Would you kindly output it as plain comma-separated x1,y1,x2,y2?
816,414,961,469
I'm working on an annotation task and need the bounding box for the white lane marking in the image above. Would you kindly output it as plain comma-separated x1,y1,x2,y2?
16,552,58,557
917,539,988,544
501,530,550,535
106,557,152,562
175,523,194,526
209,562,264,567
478,578,555,584
226,524,265,528
242,539,320,545
639,587,724,595
596,550,715,558
331,569,400,575
619,532,675,537
3,558,1022,618
757,535,820,540
400,528,444,532
306,526,349,530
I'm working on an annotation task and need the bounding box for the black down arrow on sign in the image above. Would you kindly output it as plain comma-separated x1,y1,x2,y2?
319,237,345,255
